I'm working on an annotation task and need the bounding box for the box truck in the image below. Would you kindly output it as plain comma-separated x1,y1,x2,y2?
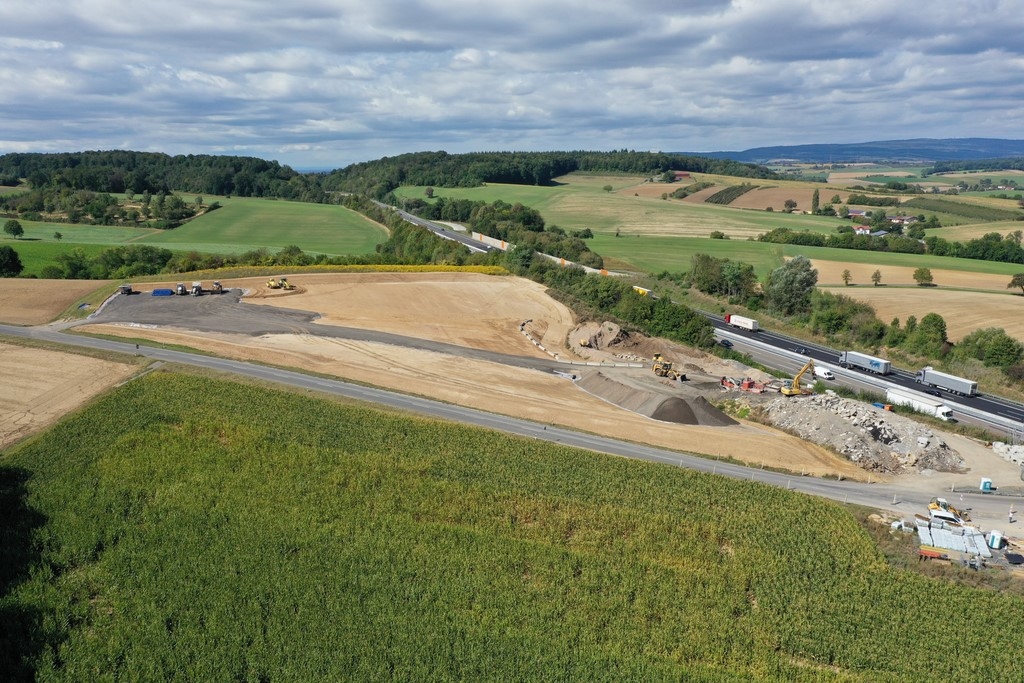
838,351,891,375
916,366,978,397
885,388,954,421
724,314,758,331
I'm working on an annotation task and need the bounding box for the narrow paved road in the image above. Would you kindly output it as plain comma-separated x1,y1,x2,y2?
4,320,1021,525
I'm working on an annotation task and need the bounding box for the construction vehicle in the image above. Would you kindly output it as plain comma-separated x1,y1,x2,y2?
211,281,224,294
781,359,815,397
175,282,187,295
279,277,294,290
928,497,971,524
652,353,684,381
190,281,203,296
267,278,281,289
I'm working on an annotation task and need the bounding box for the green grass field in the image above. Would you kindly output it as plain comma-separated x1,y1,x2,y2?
1,197,389,275
0,239,110,276
2,370,1021,681
591,234,1024,279
141,198,388,256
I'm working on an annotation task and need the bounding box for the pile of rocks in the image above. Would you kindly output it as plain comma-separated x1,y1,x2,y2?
758,392,967,474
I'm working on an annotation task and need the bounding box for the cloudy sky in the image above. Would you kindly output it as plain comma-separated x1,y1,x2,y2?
2,0,1023,169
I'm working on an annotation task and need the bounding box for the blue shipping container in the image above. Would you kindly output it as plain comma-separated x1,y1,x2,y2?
152,289,175,296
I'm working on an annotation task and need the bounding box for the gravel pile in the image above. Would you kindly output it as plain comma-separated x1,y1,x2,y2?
758,393,967,474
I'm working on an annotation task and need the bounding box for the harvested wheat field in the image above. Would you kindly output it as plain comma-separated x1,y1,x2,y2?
0,279,108,325
812,259,1014,290
0,342,139,449
820,286,1024,342
813,259,1024,340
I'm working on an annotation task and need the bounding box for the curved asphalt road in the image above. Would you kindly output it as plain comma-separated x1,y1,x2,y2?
3,314,1021,523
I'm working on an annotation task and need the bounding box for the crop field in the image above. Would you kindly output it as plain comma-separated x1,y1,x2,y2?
927,220,1024,241
399,175,843,239
141,198,388,256
590,233,1024,280
2,370,1022,681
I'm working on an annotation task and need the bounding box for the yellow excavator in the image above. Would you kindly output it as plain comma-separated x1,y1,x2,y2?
781,358,815,396
267,278,281,289
279,277,294,290
652,353,683,381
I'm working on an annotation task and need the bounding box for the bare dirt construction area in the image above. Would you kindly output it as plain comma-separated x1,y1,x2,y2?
0,279,108,325
69,272,866,479
10,271,1017,488
0,342,139,449
812,259,1024,341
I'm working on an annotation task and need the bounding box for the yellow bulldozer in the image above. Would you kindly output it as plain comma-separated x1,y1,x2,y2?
781,358,815,397
279,277,294,290
652,353,684,381
267,278,281,289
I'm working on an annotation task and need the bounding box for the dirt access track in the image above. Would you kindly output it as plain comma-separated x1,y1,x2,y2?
0,271,1007,486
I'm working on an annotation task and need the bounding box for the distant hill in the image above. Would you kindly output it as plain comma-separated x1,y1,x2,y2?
690,138,1024,164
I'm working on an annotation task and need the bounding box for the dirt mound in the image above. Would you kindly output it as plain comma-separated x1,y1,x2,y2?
650,397,697,425
578,371,736,426
689,396,739,427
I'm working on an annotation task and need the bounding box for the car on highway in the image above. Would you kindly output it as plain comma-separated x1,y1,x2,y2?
719,339,733,349
923,389,943,397
793,346,807,354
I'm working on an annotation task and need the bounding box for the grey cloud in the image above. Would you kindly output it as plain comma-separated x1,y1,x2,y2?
1,0,1023,167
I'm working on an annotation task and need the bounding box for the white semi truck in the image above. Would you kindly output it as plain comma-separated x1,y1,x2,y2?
724,314,758,331
886,388,954,421
838,350,892,375
916,366,978,397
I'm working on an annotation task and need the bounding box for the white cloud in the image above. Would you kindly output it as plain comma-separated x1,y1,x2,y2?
0,0,1023,166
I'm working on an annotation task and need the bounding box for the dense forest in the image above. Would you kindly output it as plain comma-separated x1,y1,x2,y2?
925,157,1024,174
0,151,324,201
320,150,781,199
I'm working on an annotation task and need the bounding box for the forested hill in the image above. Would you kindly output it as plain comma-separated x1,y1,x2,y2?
320,150,780,198
0,151,325,200
695,138,1024,164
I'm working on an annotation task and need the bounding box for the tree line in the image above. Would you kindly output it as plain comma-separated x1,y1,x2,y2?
756,225,1024,264
0,151,322,200
683,251,1024,380
321,150,780,199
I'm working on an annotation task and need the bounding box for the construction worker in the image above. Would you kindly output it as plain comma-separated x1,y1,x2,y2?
1010,507,1017,524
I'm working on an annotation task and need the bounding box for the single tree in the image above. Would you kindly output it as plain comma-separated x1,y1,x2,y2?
871,269,882,286
811,189,820,214
913,267,934,286
0,245,23,277
783,198,798,213
603,185,614,193
53,231,63,241
3,219,24,239
841,269,852,286
764,255,818,315
1008,273,1024,295
830,194,842,204
424,187,434,198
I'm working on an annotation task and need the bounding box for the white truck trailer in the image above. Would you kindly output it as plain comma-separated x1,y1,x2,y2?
838,350,892,375
916,366,978,396
886,388,954,421
724,314,759,332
